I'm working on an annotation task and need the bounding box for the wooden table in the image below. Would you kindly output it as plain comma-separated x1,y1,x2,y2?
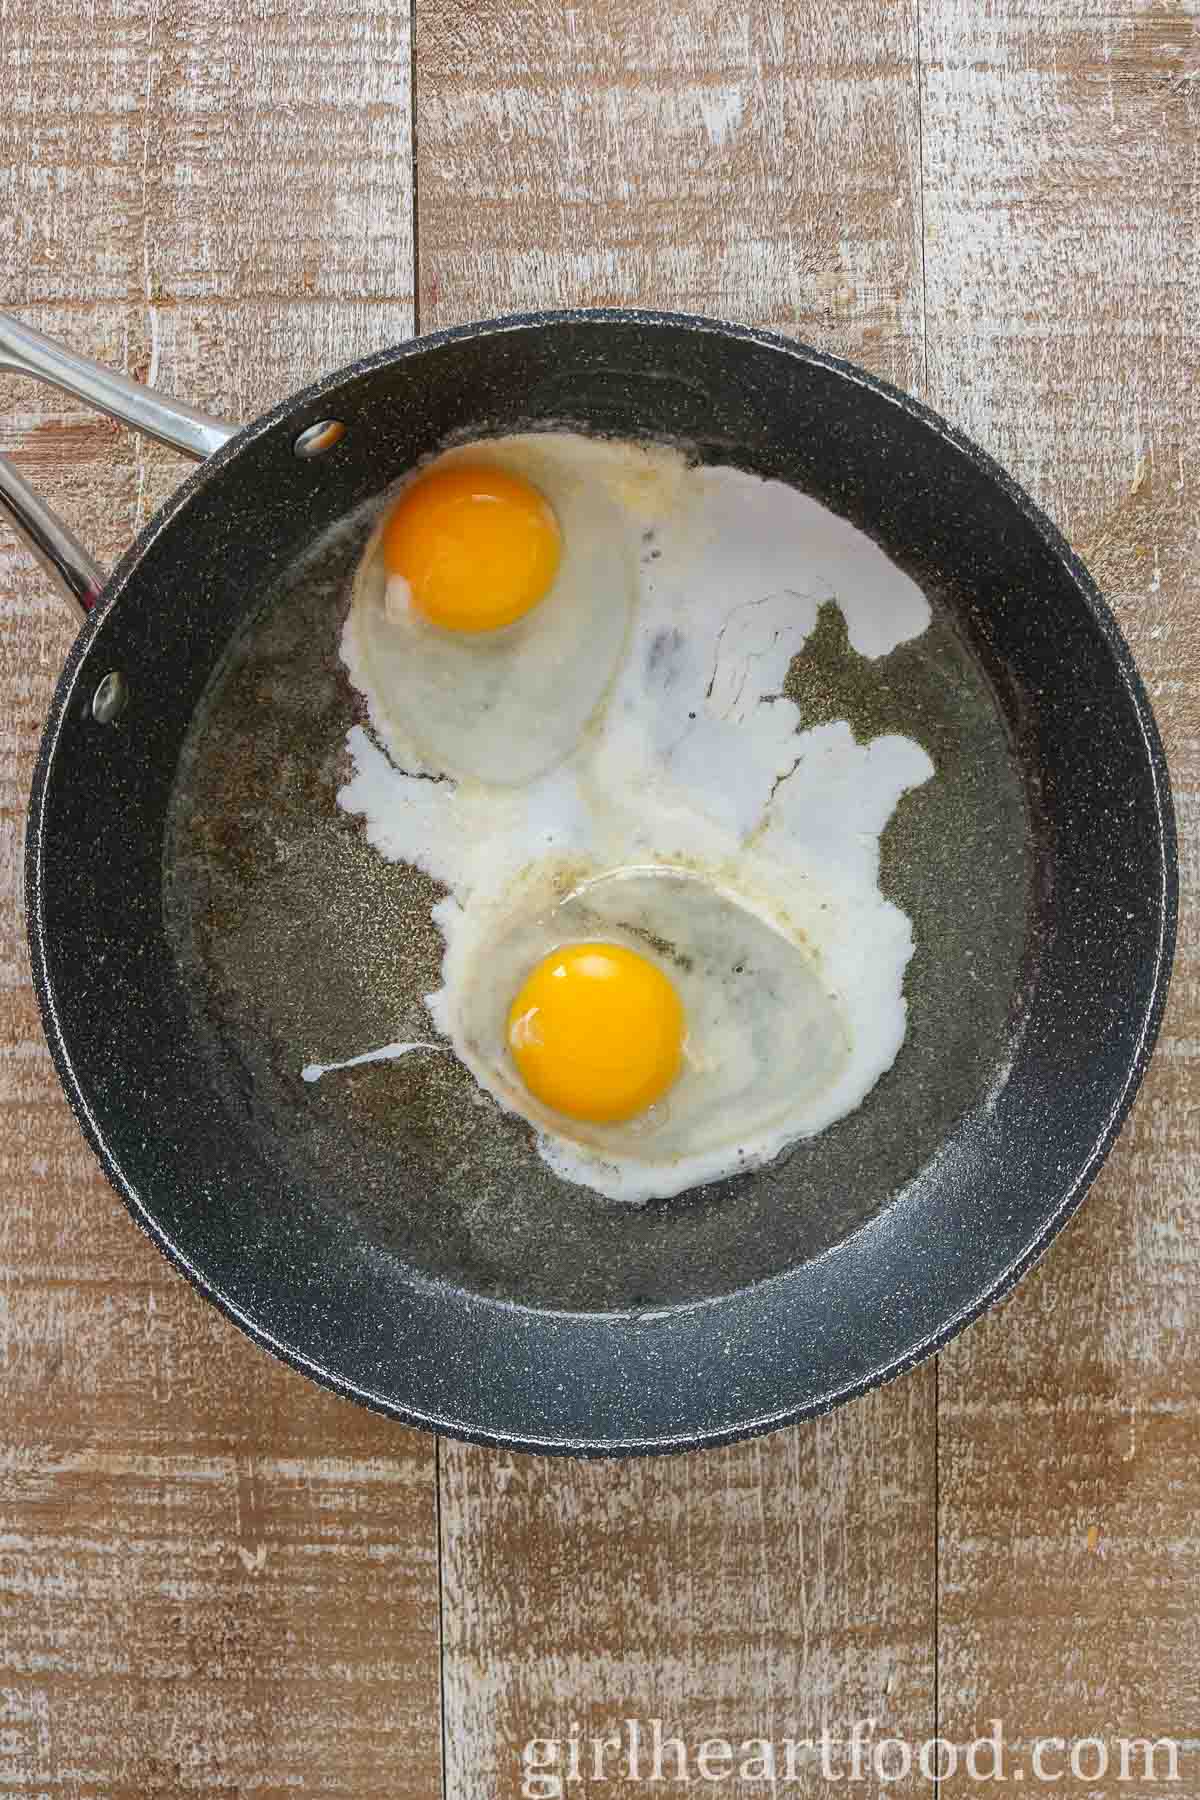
1,3,1196,1794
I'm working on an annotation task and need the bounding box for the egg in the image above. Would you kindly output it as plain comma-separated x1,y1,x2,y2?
343,441,639,786
381,463,561,634
506,938,686,1126
426,866,856,1202
329,432,936,1204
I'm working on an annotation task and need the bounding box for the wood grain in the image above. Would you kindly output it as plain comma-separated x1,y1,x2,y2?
440,1407,935,1799
0,3,441,1794
415,0,927,390
923,7,1200,1792
2,0,1196,1791
416,4,936,1794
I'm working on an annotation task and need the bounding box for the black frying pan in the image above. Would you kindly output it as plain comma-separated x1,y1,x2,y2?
1,308,1176,1454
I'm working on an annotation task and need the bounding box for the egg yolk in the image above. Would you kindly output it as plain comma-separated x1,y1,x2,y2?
506,941,685,1124
381,464,561,634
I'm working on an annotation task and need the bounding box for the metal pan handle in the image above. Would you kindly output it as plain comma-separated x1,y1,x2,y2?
0,312,235,461
0,310,238,620
0,456,104,621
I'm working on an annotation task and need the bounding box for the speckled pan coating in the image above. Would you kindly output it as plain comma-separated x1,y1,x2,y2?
25,311,1177,1455
162,494,1028,1306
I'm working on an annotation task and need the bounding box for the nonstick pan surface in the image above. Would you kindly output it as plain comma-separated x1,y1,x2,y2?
21,310,1176,1453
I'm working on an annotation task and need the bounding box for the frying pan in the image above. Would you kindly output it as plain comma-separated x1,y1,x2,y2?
1,308,1176,1455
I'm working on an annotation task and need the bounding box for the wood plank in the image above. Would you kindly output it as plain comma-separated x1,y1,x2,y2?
0,3,442,1793
922,6,1200,1788
416,0,927,391
415,4,936,1793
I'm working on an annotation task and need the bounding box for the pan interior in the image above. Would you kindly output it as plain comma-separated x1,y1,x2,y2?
163,431,1031,1313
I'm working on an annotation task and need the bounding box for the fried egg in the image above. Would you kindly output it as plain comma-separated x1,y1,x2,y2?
344,442,638,786
428,866,860,1201
328,433,935,1204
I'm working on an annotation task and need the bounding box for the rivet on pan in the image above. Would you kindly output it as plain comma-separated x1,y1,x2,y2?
293,419,347,459
92,671,129,724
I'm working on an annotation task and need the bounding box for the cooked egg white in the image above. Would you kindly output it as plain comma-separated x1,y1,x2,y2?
431,866,854,1202
330,432,935,1204
344,440,638,787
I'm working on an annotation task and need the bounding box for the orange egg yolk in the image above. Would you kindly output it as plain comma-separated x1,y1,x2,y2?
381,464,561,634
506,941,685,1124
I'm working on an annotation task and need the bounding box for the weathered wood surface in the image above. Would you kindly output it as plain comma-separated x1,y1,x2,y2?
1,4,442,1796
925,9,1200,1795
0,0,1196,1793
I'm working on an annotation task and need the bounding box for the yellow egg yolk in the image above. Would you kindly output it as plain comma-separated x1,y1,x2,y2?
506,941,685,1124
381,463,561,634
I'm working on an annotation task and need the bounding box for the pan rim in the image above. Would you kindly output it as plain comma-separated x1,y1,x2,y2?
25,307,1179,1453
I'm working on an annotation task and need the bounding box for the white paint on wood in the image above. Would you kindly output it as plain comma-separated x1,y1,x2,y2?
926,0,1200,1760
417,0,926,389
0,0,1196,1790
0,4,440,1795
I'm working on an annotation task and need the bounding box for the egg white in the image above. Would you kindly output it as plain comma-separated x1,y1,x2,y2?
343,439,639,787
333,433,935,1204
430,866,856,1202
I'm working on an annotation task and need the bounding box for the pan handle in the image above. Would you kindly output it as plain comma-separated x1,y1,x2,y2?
0,310,238,620
0,312,236,461
0,455,104,622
